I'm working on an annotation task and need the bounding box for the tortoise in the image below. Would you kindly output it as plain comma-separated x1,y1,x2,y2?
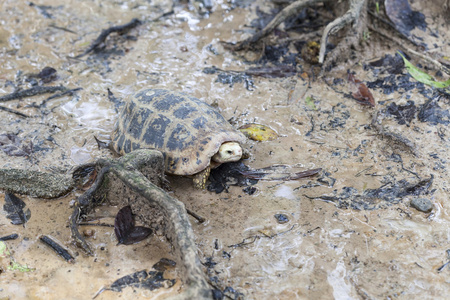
111,88,247,189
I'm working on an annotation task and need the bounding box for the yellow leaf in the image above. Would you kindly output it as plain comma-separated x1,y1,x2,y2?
239,124,278,141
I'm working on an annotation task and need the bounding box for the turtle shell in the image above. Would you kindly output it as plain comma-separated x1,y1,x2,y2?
111,89,247,176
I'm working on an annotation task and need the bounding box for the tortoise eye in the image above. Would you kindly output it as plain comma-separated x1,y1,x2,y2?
226,150,233,154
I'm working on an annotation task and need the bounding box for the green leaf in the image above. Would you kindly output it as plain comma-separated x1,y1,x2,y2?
8,261,35,272
0,241,10,257
398,51,450,88
305,96,317,110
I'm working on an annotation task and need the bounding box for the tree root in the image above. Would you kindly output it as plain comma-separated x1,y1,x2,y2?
318,0,367,70
0,149,212,299
223,0,323,51
223,0,368,73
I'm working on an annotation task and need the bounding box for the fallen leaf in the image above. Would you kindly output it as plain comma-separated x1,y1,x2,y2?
305,96,317,110
114,206,152,245
398,51,450,88
385,0,427,46
348,73,376,107
3,193,31,226
8,261,35,272
0,134,32,157
238,124,278,141
0,241,10,257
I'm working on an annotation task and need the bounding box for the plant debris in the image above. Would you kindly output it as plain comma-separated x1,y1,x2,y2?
437,250,450,272
93,269,176,298
0,234,19,241
0,134,32,157
347,73,375,107
203,67,254,90
385,101,417,125
114,206,153,245
417,97,450,125
39,235,75,263
152,258,176,272
306,175,434,210
0,86,67,102
222,0,368,71
398,52,450,88
208,161,321,193
207,161,258,194
27,66,58,84
244,65,297,78
1,241,35,272
107,88,125,113
0,106,30,118
240,165,322,181
369,53,405,75
28,87,82,109
28,1,58,19
3,193,31,226
238,123,278,141
385,0,427,47
75,18,142,58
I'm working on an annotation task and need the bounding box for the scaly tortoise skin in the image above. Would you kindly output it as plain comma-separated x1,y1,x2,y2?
111,88,246,188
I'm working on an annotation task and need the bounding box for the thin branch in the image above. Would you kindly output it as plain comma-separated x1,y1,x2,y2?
224,0,325,51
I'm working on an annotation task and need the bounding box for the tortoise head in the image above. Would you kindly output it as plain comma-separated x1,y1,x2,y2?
211,142,242,163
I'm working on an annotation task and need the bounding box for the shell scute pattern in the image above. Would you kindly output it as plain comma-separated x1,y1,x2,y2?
192,116,208,130
127,107,154,140
173,105,198,119
142,114,171,149
166,123,193,151
112,88,247,176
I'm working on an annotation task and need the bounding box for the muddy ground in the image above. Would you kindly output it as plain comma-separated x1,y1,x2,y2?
1,0,450,299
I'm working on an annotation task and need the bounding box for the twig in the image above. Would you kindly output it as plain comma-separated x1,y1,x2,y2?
223,0,324,51
0,233,19,241
228,225,296,248
186,208,206,223
40,235,75,263
49,24,77,34
0,86,67,102
74,18,142,58
28,87,82,108
0,106,30,118
78,222,114,227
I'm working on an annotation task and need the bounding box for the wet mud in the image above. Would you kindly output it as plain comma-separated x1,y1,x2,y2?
1,0,450,299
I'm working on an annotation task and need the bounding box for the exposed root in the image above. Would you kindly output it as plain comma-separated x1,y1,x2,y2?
223,0,324,51
0,149,212,299
223,0,368,73
72,150,212,299
319,0,367,71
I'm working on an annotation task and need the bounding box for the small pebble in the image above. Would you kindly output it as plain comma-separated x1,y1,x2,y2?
410,198,433,213
274,214,289,224
83,229,95,237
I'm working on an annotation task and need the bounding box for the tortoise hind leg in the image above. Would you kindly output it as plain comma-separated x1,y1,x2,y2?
192,166,210,189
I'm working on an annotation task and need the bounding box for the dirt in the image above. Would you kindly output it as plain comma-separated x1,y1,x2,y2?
1,0,450,299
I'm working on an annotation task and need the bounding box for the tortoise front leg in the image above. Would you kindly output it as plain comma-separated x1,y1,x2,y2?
192,165,210,189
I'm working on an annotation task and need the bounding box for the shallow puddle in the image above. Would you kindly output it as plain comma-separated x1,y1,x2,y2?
1,0,450,299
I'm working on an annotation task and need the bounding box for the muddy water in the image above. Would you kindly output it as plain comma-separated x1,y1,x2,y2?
1,0,450,299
